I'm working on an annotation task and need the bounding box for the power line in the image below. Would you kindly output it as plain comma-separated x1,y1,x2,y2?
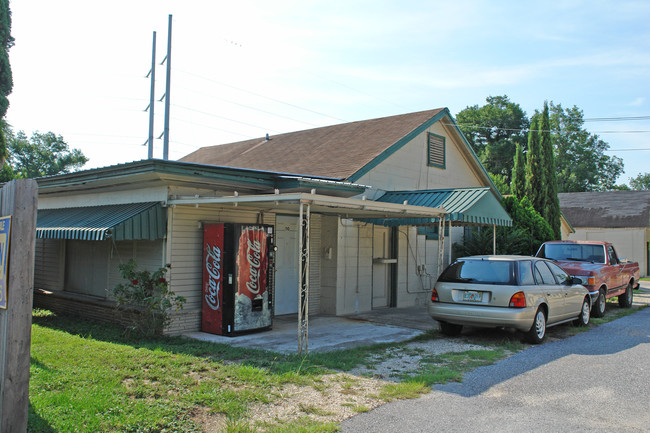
584,115,650,122
173,104,282,133
605,148,650,152
171,116,257,139
175,85,322,128
452,123,650,134
175,68,349,123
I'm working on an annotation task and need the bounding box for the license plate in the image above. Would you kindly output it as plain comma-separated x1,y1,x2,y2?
463,291,482,302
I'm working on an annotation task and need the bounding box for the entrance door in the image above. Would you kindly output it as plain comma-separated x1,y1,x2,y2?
274,215,299,315
372,226,391,308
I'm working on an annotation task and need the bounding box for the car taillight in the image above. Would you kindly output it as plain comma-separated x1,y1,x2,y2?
509,291,526,308
431,287,439,302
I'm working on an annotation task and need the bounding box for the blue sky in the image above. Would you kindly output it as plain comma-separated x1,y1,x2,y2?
7,0,650,184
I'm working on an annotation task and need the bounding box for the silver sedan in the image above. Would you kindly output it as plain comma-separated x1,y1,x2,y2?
428,255,591,343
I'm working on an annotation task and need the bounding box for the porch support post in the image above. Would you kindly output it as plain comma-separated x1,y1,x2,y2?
448,219,452,266
437,214,446,277
298,202,311,355
493,224,496,255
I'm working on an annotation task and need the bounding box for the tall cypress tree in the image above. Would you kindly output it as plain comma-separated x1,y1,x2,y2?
511,143,526,198
525,113,544,213
0,0,13,165
540,101,561,238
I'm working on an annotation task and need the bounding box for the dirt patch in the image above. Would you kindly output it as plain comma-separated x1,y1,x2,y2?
349,339,487,381
192,339,491,431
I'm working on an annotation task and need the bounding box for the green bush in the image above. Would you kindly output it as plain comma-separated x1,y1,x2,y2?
453,195,555,257
112,259,186,337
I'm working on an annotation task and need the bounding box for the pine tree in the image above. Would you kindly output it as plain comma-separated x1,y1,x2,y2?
525,113,545,214
511,143,526,198
540,101,561,239
0,0,13,165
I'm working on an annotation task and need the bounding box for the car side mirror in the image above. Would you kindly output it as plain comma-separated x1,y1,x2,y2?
569,277,582,285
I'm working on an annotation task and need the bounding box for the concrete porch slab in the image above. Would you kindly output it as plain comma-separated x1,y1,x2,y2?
184,306,436,354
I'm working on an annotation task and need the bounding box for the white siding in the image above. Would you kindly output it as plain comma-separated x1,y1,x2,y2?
336,220,373,315
357,123,484,191
166,204,324,333
308,214,322,315
39,186,169,209
107,239,166,299
166,205,272,333
394,227,433,308
320,216,339,314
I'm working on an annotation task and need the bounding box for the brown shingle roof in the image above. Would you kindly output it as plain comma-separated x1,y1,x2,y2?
558,191,650,228
179,109,447,180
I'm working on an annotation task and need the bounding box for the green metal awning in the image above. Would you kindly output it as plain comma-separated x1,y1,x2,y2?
366,187,512,227
36,202,166,241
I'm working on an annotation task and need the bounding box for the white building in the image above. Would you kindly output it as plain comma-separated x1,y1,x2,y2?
559,191,650,277
34,109,511,334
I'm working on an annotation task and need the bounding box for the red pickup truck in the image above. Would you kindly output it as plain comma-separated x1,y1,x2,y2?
535,240,640,317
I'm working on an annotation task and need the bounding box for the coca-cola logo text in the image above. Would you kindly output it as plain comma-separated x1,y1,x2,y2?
245,239,262,294
204,244,222,310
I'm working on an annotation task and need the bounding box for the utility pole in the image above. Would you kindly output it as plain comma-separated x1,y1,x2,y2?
162,14,172,160
147,31,156,159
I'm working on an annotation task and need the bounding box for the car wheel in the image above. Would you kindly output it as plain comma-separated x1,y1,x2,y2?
525,308,546,344
439,321,463,337
592,289,606,318
619,282,633,308
573,297,590,327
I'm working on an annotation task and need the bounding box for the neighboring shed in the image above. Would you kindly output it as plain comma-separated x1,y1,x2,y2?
559,191,650,277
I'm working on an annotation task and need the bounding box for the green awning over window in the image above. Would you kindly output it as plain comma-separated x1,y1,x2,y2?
36,202,166,241
367,187,512,227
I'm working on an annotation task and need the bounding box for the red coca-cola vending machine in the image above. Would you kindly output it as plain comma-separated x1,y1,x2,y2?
202,223,274,336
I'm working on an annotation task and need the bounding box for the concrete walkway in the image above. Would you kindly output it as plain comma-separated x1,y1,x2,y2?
184,305,434,354
185,280,650,354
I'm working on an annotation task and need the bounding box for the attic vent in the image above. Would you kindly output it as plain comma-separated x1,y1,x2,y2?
427,132,445,168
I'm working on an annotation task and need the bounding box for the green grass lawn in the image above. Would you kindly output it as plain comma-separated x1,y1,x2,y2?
29,310,342,432
29,297,645,432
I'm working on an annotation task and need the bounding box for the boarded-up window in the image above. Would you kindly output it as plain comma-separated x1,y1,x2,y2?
427,132,445,168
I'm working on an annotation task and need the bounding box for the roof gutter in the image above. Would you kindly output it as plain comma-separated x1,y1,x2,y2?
168,192,445,219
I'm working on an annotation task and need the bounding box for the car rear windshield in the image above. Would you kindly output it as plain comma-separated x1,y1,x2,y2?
538,243,605,263
438,259,516,285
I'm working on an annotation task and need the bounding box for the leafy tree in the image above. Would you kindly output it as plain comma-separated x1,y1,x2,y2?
511,143,526,198
540,102,561,239
5,127,88,179
0,0,13,165
489,172,510,196
549,103,623,192
456,95,529,181
525,113,545,213
629,172,650,190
